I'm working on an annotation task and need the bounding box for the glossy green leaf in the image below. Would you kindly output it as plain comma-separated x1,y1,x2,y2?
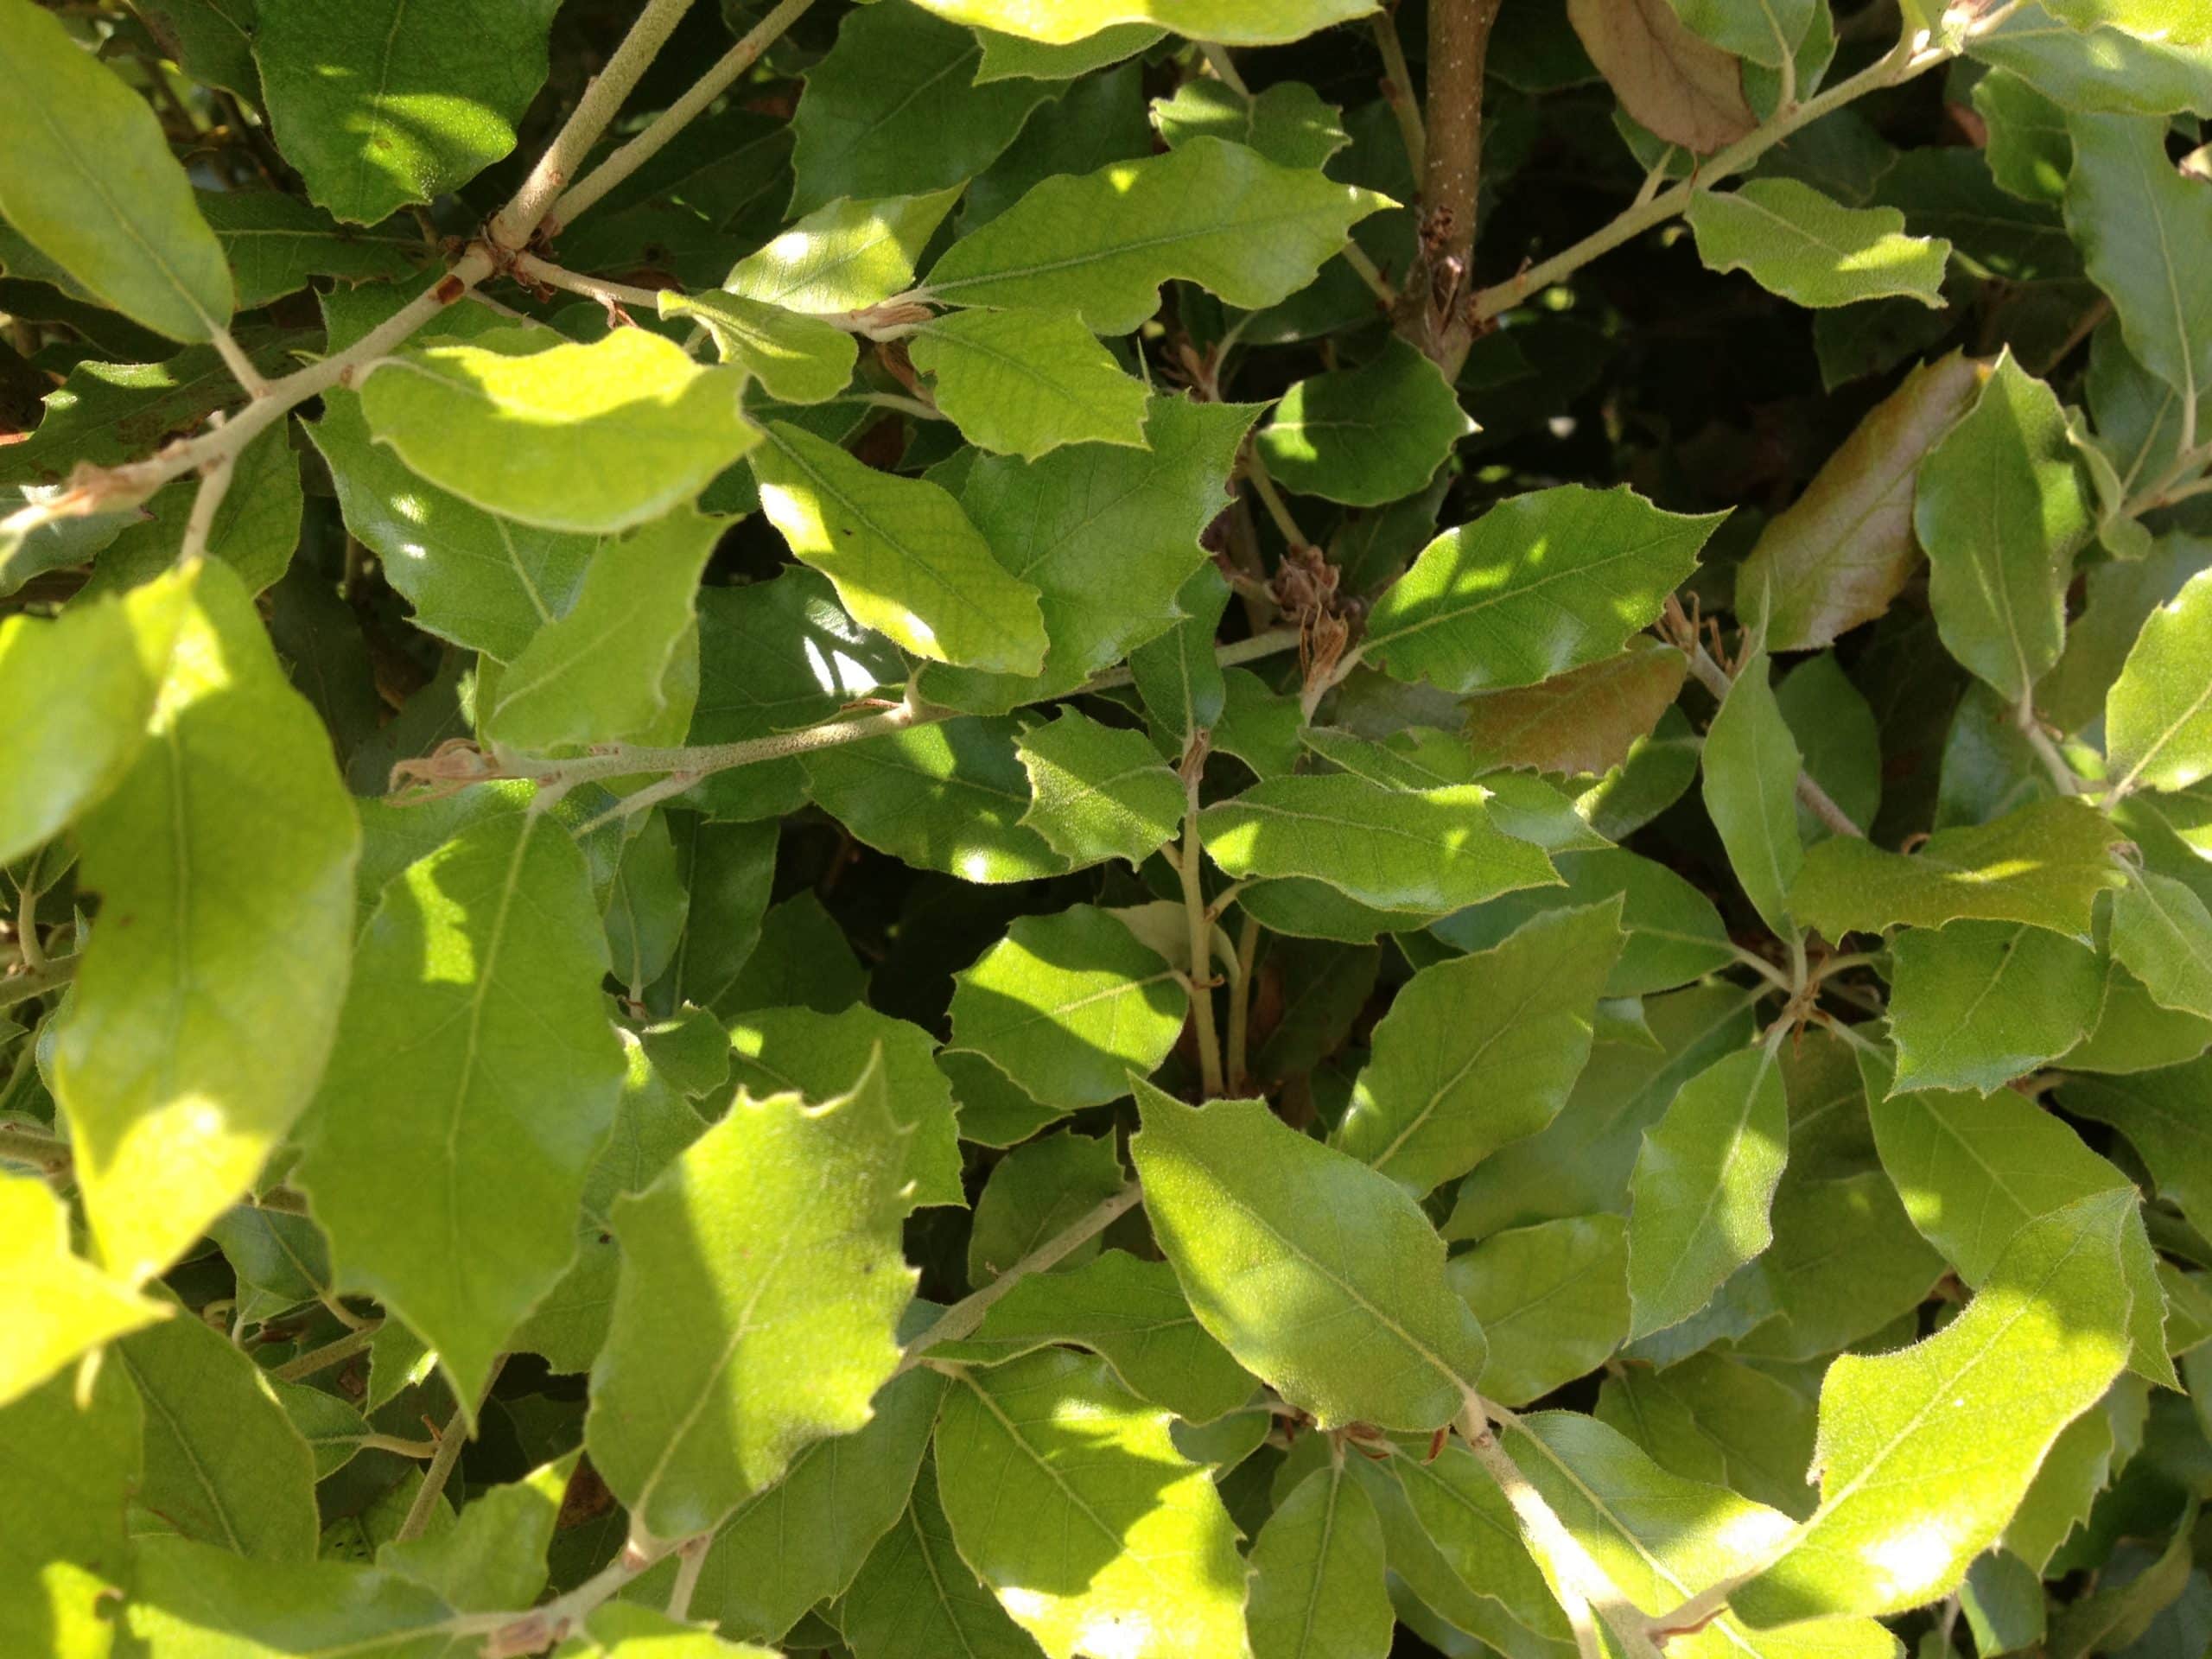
0,0,232,340
1732,1190,2136,1625
1363,486,1724,694
296,810,625,1406
2111,869,2212,1020
359,328,758,536
1887,921,2104,1093
1249,1460,1395,1659
1688,178,1948,308
1626,1039,1790,1338
1914,351,2092,703
927,137,1389,333
934,1348,1249,1659
255,0,559,224
1595,1353,1819,1520
973,21,1162,80
658,290,858,405
1014,708,1185,868
54,560,360,1285
949,904,1187,1108
124,1535,455,1656
1335,902,1622,1195
0,1175,164,1409
840,1461,1039,1659
751,419,1047,672
725,188,963,314
1787,798,2121,938
912,0,1377,45
585,1050,916,1541
802,716,1071,883
2107,565,2212,796
1701,653,1805,937
1132,1081,1489,1431
1450,1214,1630,1407
909,308,1149,460
1255,336,1475,506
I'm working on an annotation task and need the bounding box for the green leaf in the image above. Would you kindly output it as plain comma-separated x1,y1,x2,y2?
1132,1081,1489,1431
381,1452,572,1611
1727,1167,1947,1363
1886,921,2105,1093
124,1535,454,1656
790,1,1055,216
0,1174,164,1408
1669,0,1817,65
85,420,303,602
1701,653,1805,938
255,0,559,224
1334,902,1623,1195
1363,486,1725,694
927,137,1389,333
1130,563,1231,750
916,396,1260,711
1688,178,1949,308
751,420,1048,672
842,1458,1037,1659
1249,1461,1395,1659
932,1249,1254,1423
1255,336,1475,506
802,716,1072,884
973,21,1162,80
1732,1190,2136,1625
1914,351,2093,703
1868,1061,2172,1387
1200,775,1560,914
1787,798,2121,938
296,810,625,1406
2112,868,2212,1020
1595,1352,1819,1520
0,1356,140,1654
949,904,1187,1108
1382,1440,1579,1652
359,328,759,536
934,1349,1249,1659
2107,565,2212,796
725,188,963,314
585,1049,916,1541
1462,638,1691,777
939,1048,1068,1147
1775,653,1883,844
1450,1214,1630,1407
2060,1057,2212,1236
912,0,1377,45
1014,708,1184,868
0,0,232,340
2064,114,2212,419
1154,78,1350,171
1626,1039,1789,1338
909,308,1150,459
115,1312,318,1562
54,562,359,1285
196,189,430,310
480,508,718,753
658,290,858,405
967,1129,1122,1281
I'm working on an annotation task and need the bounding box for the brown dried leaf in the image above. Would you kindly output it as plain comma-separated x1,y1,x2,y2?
1567,0,1758,154
1737,351,1982,652
1462,636,1689,774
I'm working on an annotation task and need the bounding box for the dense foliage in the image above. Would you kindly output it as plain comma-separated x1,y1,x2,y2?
5,0,2212,1654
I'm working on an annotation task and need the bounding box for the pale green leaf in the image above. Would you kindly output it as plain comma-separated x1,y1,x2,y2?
481,508,718,753
1732,1190,2136,1625
949,905,1187,1108
934,1349,1250,1659
1363,485,1725,694
1669,0,1818,65
0,0,232,340
2107,565,2212,796
537,1602,779,1657
585,1051,916,1540
381,1454,572,1612
1199,775,1560,914
1701,652,1805,938
912,0,1379,46
840,1460,1038,1659
0,1357,140,1655
1775,652,1883,844
1787,798,2122,938
83,419,303,602
932,1249,1254,1423
2060,1056,2212,1236
724,188,963,314
255,0,559,224
124,1535,454,1657
1450,1214,1630,1407
1382,1442,1578,1654
1255,336,1475,506
1154,78,1349,171
1594,1353,1819,1520
927,137,1389,334
974,21,1163,81
296,810,625,1406
751,420,1047,672
909,308,1150,459
115,1312,318,1562
1335,902,1623,1196
1688,179,1949,308
1014,708,1185,868
1726,1168,1946,1363
0,1175,164,1409
1887,921,2104,1093
54,560,360,1285
1249,1462,1395,1659
359,328,758,535
658,290,858,405
1914,351,2093,703
2112,868,2212,1020
1132,1081,1489,1431
1627,1039,1790,1339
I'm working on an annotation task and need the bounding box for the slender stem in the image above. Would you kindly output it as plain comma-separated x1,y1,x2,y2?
270,1323,380,1383
179,454,235,564
568,766,702,835
1341,240,1400,308
491,0,701,250
11,875,43,973
2018,703,2085,798
665,1535,711,1621
512,251,667,311
899,1185,1146,1369
1179,777,1229,1097
1729,945,1794,995
1199,42,1250,97
0,1121,71,1173
395,1354,506,1543
354,1433,442,1459
473,1535,673,1659
511,698,922,794
0,954,78,1011
1371,8,1424,176
1680,639,1865,837
1080,625,1300,694
1226,913,1262,1094
547,0,818,234
1242,450,1309,549
208,325,270,397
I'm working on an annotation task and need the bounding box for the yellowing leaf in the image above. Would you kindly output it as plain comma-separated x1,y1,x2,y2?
908,0,1380,47
0,1175,165,1409
909,308,1150,460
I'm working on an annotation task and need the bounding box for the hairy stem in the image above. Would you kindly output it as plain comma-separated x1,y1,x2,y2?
1407,0,1503,370
1226,913,1262,1094
512,252,668,312
0,1121,71,1173
1179,776,1229,1097
178,453,234,565
394,1355,506,1543
269,1323,380,1383
1371,7,1424,176
0,954,79,1012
